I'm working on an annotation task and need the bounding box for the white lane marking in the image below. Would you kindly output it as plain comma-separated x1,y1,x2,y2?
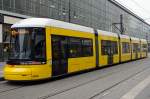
120,75,150,99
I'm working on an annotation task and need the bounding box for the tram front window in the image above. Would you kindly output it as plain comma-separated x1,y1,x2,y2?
8,28,46,64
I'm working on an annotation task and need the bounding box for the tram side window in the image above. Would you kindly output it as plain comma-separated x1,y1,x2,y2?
69,38,82,58
133,43,139,52
69,37,93,58
101,40,109,55
137,44,141,52
142,44,147,52
122,42,130,53
101,40,118,55
133,44,136,52
52,35,93,58
112,41,118,54
82,39,93,56
34,28,46,60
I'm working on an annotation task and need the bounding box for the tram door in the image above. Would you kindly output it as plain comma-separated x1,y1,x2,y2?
107,41,113,65
51,35,68,77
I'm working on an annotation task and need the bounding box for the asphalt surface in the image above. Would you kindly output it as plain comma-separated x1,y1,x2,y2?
0,57,150,99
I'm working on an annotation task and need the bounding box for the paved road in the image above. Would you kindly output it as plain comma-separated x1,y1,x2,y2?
0,57,150,99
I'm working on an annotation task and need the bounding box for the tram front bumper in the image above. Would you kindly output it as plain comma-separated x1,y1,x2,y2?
4,65,32,81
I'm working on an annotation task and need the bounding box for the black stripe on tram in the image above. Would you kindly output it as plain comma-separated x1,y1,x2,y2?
94,29,99,67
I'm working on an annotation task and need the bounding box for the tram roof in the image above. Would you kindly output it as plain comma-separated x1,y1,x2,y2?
11,18,94,33
97,29,118,37
131,37,140,41
119,34,130,39
140,39,147,42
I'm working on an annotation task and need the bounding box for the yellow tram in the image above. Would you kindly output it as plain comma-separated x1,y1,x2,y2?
4,18,148,81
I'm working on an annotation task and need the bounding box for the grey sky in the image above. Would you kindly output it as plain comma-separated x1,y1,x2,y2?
116,0,150,23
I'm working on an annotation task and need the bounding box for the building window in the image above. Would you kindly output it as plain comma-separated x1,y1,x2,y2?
3,24,11,43
2,24,12,61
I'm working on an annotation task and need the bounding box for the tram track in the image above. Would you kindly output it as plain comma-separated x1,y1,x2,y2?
0,80,7,84
38,58,150,99
0,81,24,94
89,65,150,99
0,58,149,99
0,86,23,94
38,71,119,99
0,69,118,97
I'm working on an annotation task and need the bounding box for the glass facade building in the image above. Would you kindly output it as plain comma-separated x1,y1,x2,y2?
0,0,150,61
